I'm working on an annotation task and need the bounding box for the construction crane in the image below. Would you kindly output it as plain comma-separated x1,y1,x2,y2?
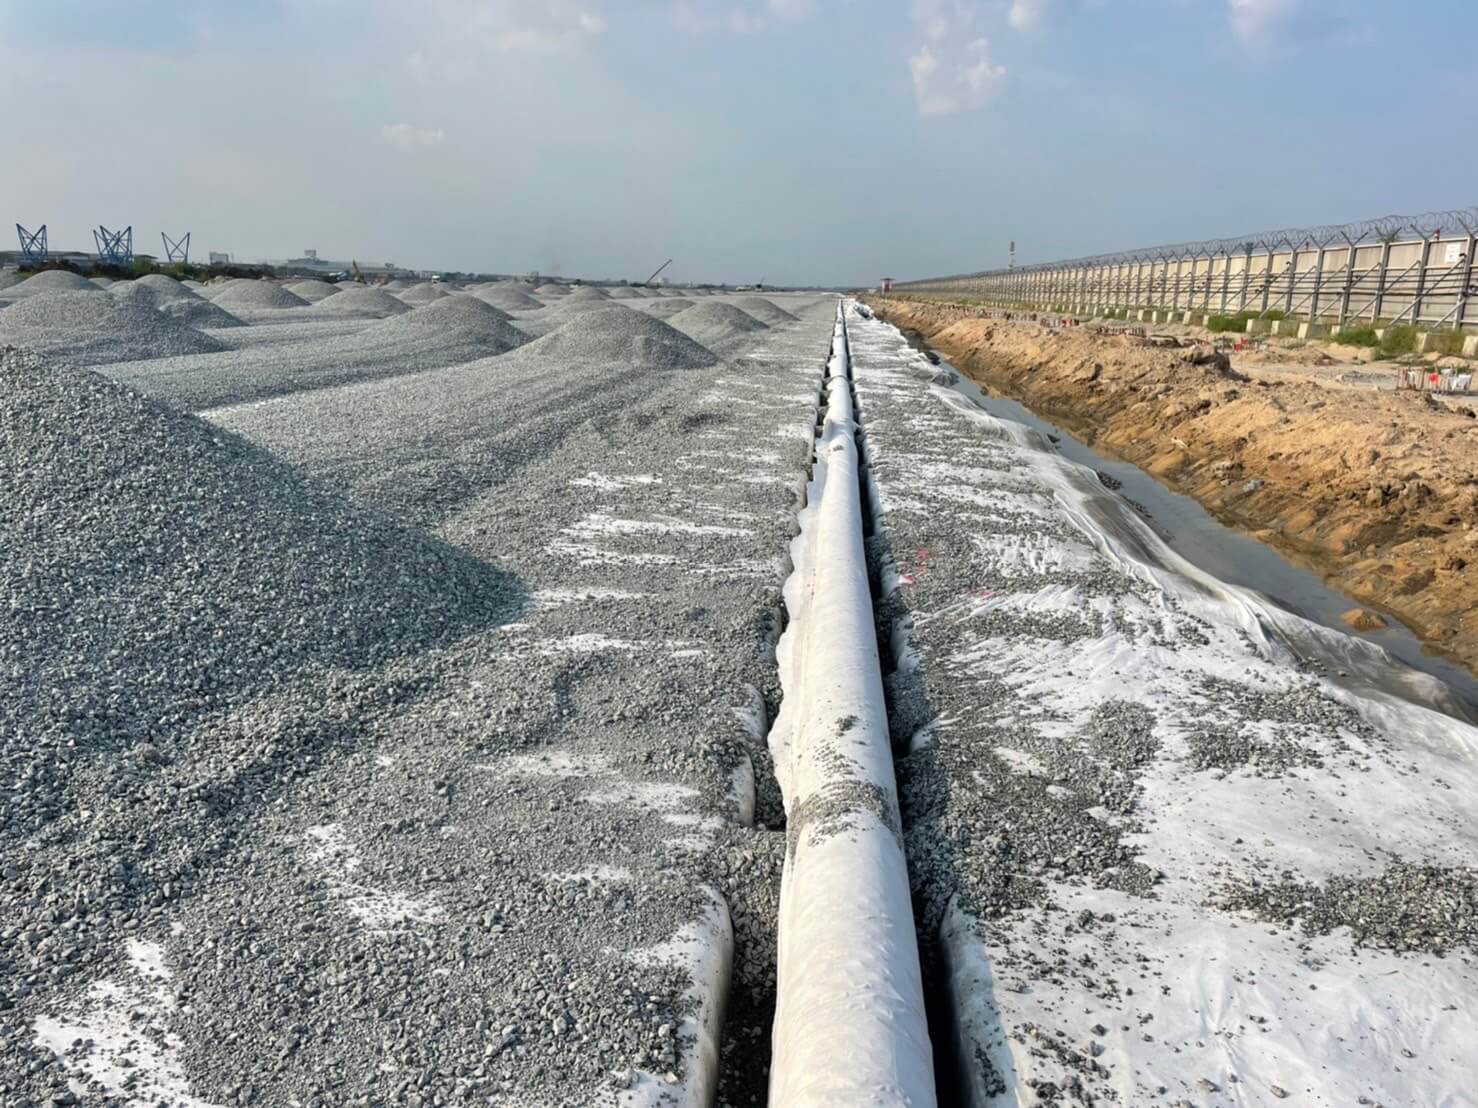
644,259,672,286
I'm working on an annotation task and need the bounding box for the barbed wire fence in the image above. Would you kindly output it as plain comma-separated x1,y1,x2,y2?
893,206,1478,331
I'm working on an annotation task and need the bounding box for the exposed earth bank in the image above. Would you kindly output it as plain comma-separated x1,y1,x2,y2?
867,296,1478,678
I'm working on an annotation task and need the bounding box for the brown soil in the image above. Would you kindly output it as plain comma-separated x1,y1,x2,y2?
868,297,1478,677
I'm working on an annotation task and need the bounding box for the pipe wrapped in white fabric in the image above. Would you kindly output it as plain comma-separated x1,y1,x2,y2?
767,302,937,1107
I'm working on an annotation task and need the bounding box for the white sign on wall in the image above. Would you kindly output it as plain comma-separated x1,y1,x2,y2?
1444,243,1463,265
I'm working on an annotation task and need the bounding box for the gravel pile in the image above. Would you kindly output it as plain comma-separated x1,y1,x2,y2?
130,273,202,304
565,286,610,302
0,270,22,291
474,284,544,310
159,296,246,329
640,297,695,320
308,285,411,318
381,278,411,290
0,347,516,788
89,276,114,288
733,296,799,326
535,283,568,296
666,302,769,346
399,281,449,304
285,279,341,302
210,280,310,310
108,296,529,411
605,286,643,299
0,291,227,365
3,269,96,297
353,294,528,356
515,305,718,368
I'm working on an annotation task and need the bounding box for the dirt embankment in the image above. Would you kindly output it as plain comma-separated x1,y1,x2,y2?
868,297,1478,676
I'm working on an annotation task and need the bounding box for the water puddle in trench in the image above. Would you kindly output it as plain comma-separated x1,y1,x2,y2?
901,333,1478,723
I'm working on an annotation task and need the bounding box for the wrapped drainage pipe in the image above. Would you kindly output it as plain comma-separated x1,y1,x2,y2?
767,302,937,1106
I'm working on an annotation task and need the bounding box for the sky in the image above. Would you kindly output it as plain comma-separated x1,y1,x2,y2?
2,0,1475,286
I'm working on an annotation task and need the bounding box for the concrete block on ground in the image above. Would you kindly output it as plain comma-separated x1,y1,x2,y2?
1298,322,1330,339
1464,334,1478,357
1245,318,1272,334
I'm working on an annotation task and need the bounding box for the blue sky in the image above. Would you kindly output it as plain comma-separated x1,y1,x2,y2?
2,0,1474,285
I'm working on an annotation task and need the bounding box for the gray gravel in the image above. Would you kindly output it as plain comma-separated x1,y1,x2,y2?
285,279,342,302
731,297,799,326
0,293,839,1106
399,282,450,304
159,295,246,328
106,295,531,412
1224,862,1478,953
307,285,413,318
665,302,769,347
475,285,545,311
210,280,310,310
0,291,227,365
516,305,718,369
1,269,96,297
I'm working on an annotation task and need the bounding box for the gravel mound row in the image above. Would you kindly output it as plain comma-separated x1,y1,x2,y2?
605,286,643,299
285,279,341,302
0,291,227,365
354,294,527,354
515,305,717,368
666,302,769,346
131,274,202,304
535,283,568,296
399,282,449,304
3,270,96,297
0,347,518,789
565,286,611,303
159,297,246,329
733,296,800,325
89,277,114,288
307,285,411,318
640,297,696,320
474,285,544,310
107,297,530,410
210,280,310,310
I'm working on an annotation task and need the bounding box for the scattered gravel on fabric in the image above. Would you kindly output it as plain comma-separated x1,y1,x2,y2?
0,291,226,365
1225,863,1478,954
475,284,545,310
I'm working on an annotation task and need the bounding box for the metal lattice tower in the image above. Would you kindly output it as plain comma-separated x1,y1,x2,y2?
161,231,191,264
94,225,134,265
16,224,48,264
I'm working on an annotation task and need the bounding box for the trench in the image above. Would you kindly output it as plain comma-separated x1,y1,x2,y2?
898,328,1478,724
849,330,968,1105
712,333,835,1108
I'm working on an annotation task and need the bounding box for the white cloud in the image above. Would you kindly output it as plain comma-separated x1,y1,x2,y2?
671,0,819,35
1007,0,1046,32
380,123,447,150
1228,0,1297,41
908,2,1005,116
